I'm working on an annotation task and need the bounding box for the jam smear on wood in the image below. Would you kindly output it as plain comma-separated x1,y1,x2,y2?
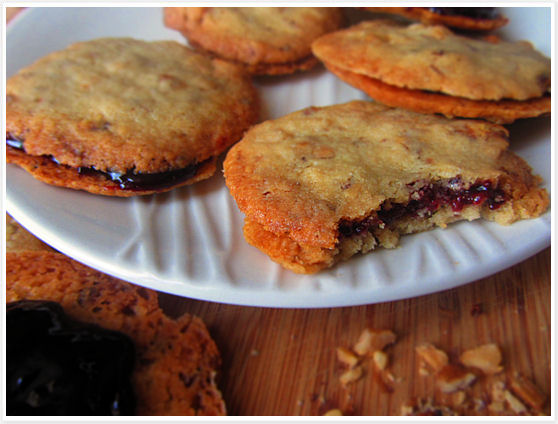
7,300,136,415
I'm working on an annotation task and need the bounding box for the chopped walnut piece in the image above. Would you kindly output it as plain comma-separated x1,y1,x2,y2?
336,347,359,368
437,364,477,393
504,390,528,414
353,328,396,356
415,342,449,373
323,408,343,416
460,343,503,374
339,365,363,386
508,373,547,411
372,350,388,371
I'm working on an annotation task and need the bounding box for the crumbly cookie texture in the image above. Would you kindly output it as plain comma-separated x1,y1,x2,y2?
6,37,258,195
164,7,344,75
312,20,550,101
363,7,508,31
6,251,226,416
224,101,549,273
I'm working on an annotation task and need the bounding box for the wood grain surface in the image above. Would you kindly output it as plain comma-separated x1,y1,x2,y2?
5,6,551,417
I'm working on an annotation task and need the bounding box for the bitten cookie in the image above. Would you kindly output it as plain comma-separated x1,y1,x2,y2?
6,251,226,415
311,20,550,123
224,101,549,274
163,7,345,75
362,7,508,31
6,37,259,196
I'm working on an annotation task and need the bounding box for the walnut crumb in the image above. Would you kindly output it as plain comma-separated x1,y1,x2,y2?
339,365,363,387
460,343,503,375
436,364,476,393
353,328,396,356
323,408,343,416
336,347,359,368
372,350,388,371
415,342,449,373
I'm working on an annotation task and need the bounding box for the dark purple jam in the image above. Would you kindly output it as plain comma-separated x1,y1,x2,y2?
338,177,506,238
76,163,203,191
7,300,136,416
427,7,498,20
6,135,204,191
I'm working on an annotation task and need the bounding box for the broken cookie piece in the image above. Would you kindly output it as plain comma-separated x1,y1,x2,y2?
224,101,549,273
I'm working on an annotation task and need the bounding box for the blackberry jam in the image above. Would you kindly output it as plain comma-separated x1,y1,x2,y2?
7,300,136,415
6,134,205,191
427,7,498,20
338,178,506,238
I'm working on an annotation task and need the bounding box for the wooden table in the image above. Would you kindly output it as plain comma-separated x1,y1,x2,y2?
6,7,551,416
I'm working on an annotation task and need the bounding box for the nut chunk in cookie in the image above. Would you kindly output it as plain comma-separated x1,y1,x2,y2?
312,20,550,124
164,7,345,75
224,101,549,274
6,37,259,196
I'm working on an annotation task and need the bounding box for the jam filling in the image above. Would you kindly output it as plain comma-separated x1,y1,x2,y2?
426,7,498,20
7,135,205,191
7,300,136,415
338,177,507,238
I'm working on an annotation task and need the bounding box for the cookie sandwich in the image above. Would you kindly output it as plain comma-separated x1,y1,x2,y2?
311,20,551,123
164,7,345,75
7,37,259,196
224,101,549,274
362,7,508,32
7,251,226,415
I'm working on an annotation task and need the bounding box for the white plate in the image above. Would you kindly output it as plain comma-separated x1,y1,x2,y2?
6,6,551,308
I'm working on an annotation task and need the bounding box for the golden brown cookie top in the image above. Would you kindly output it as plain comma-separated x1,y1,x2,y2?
312,20,550,101
164,7,344,74
224,101,543,250
7,37,259,174
6,251,226,416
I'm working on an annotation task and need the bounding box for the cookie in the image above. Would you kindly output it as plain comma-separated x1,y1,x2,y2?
164,7,345,75
223,101,549,273
6,37,259,196
6,251,226,415
363,7,508,31
311,20,550,123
